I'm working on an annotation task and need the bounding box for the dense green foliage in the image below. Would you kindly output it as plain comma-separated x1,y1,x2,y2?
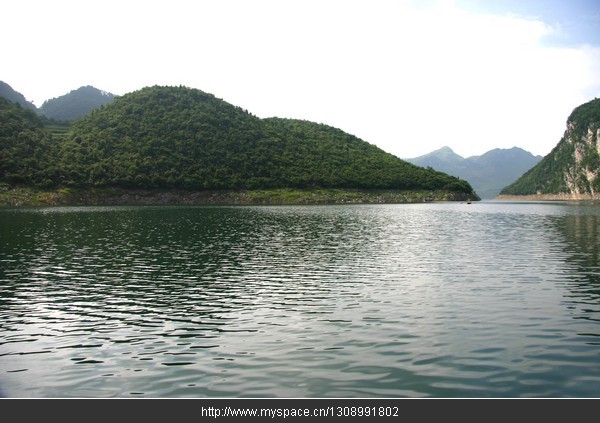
501,98,600,195
40,85,116,121
1,85,475,196
262,118,471,191
568,97,600,138
0,97,58,187
58,86,264,188
57,86,473,193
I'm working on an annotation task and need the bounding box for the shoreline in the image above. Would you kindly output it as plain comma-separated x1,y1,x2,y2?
0,187,477,207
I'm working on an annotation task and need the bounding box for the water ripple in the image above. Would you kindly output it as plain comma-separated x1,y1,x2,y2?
1,203,600,397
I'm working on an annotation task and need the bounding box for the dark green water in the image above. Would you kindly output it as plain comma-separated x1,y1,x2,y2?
1,201,599,398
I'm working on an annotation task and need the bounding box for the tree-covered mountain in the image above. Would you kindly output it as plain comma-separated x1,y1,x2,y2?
407,146,542,199
2,85,476,198
39,85,116,121
0,81,37,111
0,97,58,187
500,98,600,197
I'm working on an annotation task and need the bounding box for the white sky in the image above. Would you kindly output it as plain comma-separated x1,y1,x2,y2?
3,0,600,158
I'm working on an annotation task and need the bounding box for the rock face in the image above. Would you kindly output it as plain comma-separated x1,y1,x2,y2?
564,125,600,195
500,98,600,198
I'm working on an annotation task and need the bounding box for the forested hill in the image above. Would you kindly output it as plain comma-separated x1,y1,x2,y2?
0,81,37,111
500,97,600,197
261,118,470,191
0,97,58,187
2,85,476,197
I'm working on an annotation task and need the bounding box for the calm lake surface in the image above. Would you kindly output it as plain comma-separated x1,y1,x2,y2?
1,201,599,398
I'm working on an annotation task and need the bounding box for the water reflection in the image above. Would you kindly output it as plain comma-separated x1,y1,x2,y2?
1,203,600,397
554,210,600,323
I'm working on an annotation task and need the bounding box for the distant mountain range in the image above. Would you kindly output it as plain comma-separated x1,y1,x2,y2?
0,81,116,121
500,97,600,198
407,146,543,199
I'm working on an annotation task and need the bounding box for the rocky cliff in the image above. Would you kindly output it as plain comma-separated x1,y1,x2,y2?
499,98,600,198
563,123,600,195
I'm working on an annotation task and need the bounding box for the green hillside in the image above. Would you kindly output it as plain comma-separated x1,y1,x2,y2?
57,85,474,194
500,98,600,196
2,85,476,200
262,118,471,191
0,97,58,187
0,81,37,111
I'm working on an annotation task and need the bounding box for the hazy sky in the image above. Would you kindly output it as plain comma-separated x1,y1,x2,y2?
3,0,600,158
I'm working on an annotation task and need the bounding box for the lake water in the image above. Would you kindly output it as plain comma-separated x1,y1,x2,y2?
1,201,599,398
